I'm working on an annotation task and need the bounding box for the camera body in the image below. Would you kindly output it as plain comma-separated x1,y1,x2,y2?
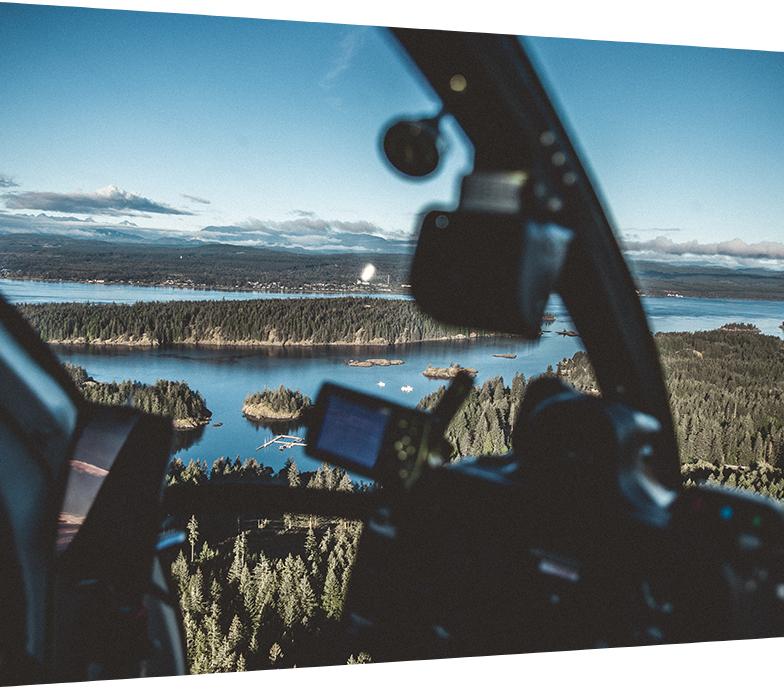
306,382,435,487
306,380,784,660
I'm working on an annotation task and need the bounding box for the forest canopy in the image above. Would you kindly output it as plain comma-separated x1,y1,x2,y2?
557,328,784,498
64,363,211,429
21,298,480,347
243,386,312,422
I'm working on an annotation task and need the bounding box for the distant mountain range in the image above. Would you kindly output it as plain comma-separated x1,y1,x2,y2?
0,214,415,254
1,232,782,301
629,259,784,301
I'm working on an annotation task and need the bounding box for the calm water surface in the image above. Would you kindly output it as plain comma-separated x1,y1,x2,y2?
3,279,782,473
0,278,406,304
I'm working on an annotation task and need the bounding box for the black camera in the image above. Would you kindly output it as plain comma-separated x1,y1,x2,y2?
306,373,475,487
306,382,433,485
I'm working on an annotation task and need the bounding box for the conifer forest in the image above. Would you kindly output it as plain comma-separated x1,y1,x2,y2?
159,325,784,672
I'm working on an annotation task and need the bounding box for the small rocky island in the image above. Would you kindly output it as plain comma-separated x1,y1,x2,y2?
492,353,517,359
422,363,478,380
346,358,405,367
242,385,312,422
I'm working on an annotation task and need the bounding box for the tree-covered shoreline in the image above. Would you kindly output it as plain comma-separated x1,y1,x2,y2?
5,234,784,301
557,326,784,499
21,298,482,348
65,363,211,429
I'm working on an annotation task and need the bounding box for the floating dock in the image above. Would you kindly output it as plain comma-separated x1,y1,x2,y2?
256,434,306,451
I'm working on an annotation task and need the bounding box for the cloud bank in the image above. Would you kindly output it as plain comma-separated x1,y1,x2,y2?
2,185,191,216
0,209,413,253
196,214,412,253
623,235,784,261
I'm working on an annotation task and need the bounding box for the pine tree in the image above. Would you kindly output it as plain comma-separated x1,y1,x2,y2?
198,540,217,563
209,578,222,607
204,601,223,666
229,531,248,582
321,556,343,620
187,515,199,562
268,642,284,667
227,614,246,650
285,458,301,488
305,526,322,585
190,626,209,674
298,574,318,624
319,527,333,556
187,568,205,615
170,551,189,589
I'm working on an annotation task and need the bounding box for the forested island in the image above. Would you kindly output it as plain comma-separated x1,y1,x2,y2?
242,386,312,422
20,298,481,347
346,358,404,367
719,322,760,333
64,363,211,429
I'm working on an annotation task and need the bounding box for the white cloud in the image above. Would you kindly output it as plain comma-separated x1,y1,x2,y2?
319,27,368,90
623,235,784,261
2,184,192,215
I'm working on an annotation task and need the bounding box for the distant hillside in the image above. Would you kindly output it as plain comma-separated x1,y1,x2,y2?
630,260,784,301
2,234,784,300
0,233,410,292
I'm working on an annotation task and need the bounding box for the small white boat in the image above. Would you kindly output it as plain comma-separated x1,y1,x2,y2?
401,385,413,393
377,381,386,388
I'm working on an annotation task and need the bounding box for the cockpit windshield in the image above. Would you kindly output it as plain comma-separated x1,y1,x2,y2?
0,16,582,480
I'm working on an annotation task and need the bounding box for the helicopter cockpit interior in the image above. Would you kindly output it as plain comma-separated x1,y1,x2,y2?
1,21,784,685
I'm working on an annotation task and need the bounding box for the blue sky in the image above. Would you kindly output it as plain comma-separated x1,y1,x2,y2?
527,37,784,266
1,3,783,263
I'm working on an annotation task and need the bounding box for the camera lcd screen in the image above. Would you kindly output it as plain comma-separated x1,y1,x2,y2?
314,393,390,471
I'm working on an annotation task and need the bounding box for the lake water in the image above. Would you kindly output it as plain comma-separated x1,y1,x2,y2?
2,279,782,473
53,337,570,473
0,278,406,304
